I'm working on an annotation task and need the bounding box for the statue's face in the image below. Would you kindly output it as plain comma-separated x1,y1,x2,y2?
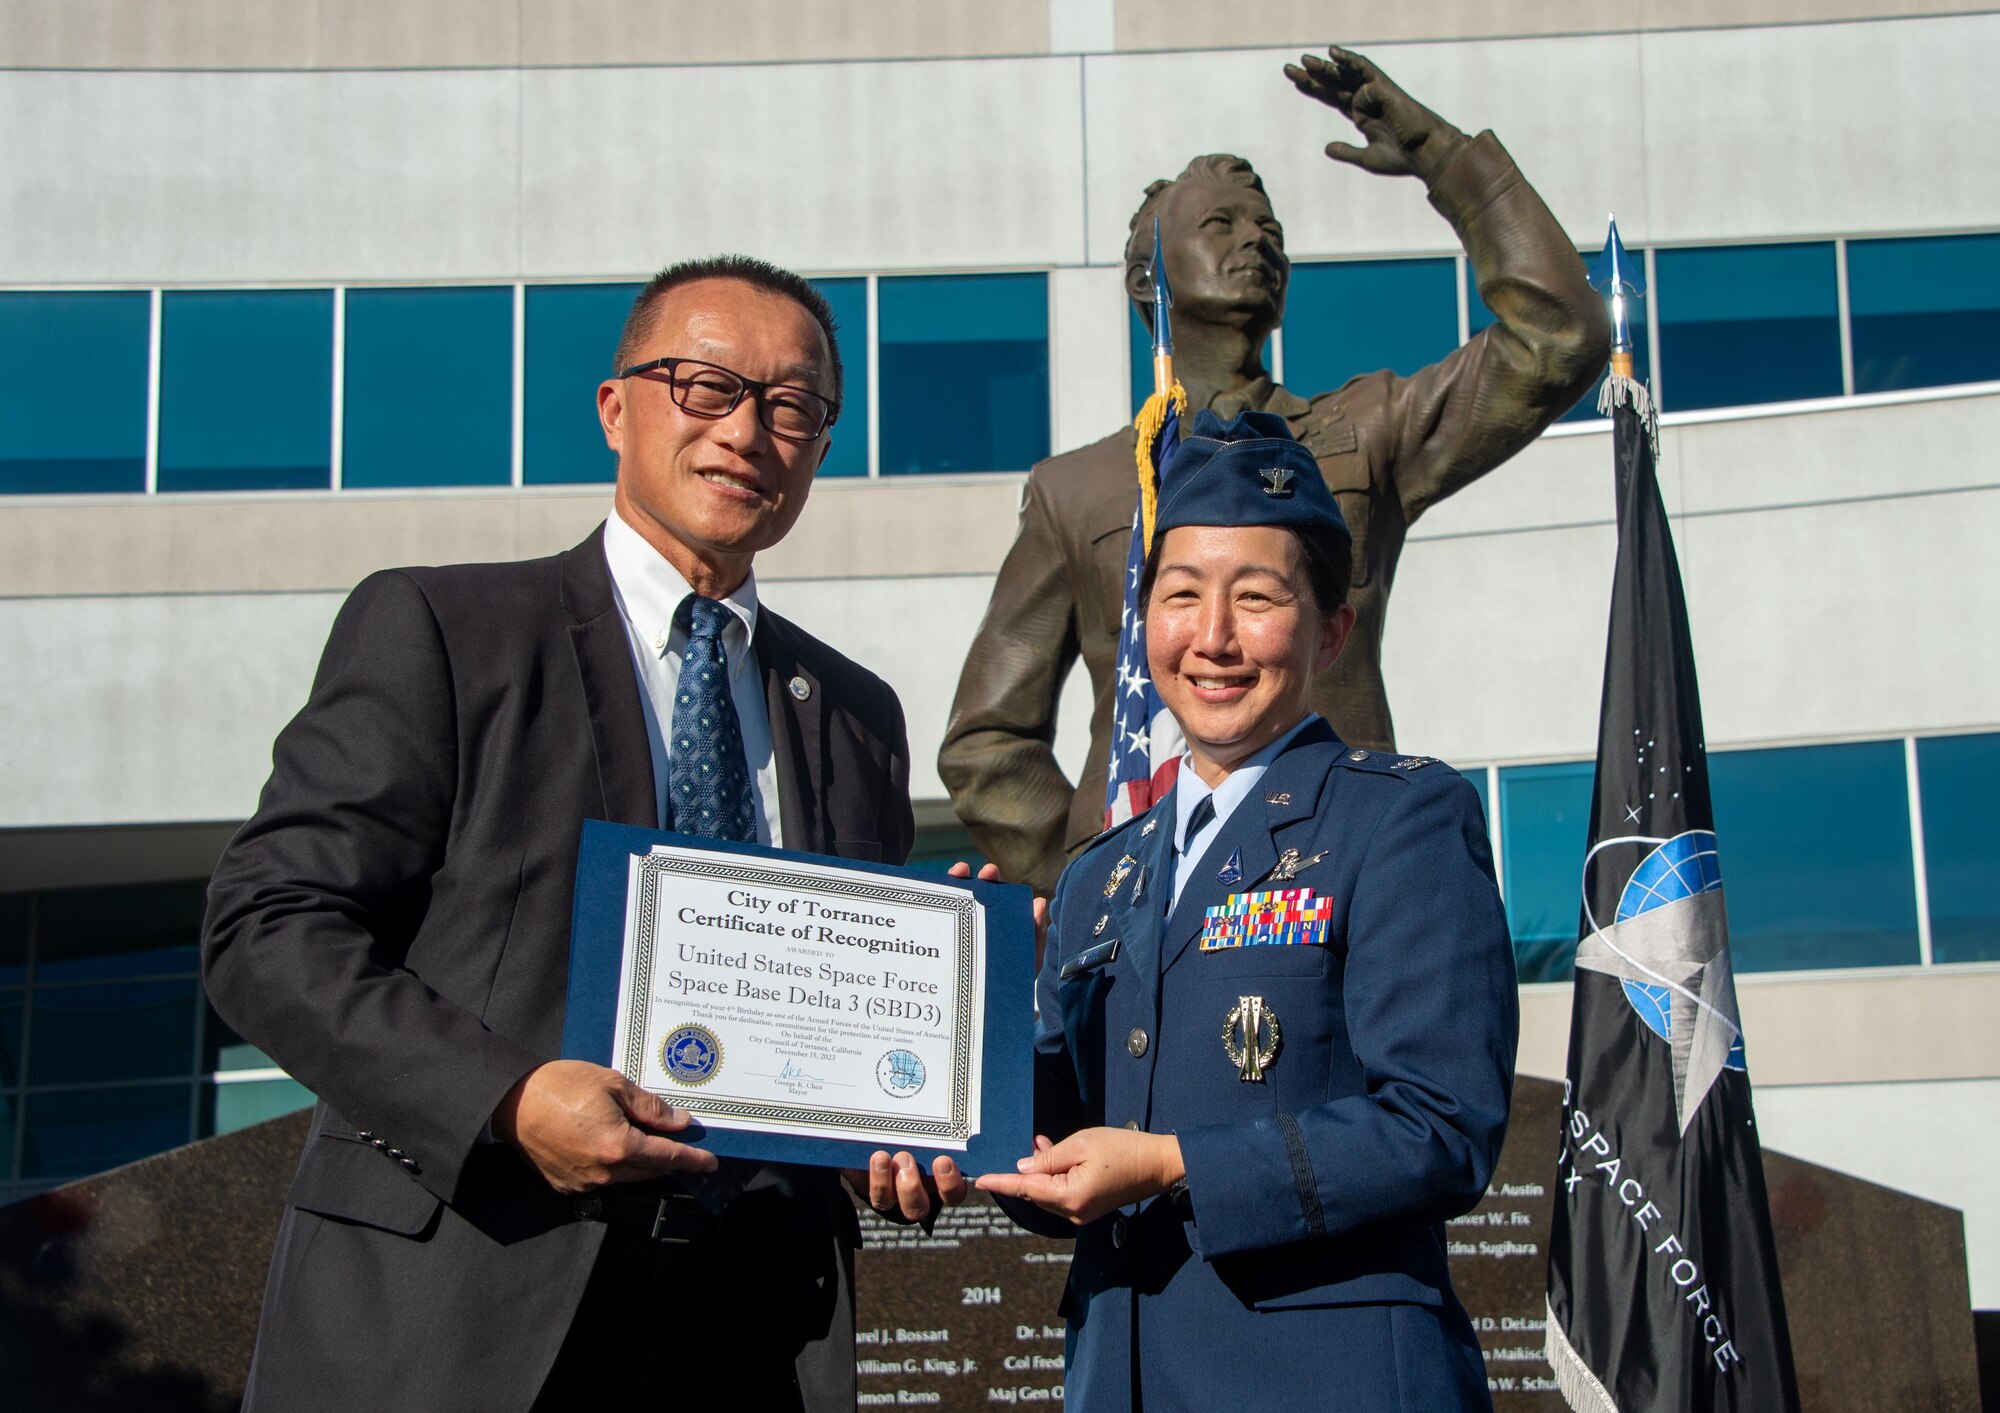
1150,177,1289,335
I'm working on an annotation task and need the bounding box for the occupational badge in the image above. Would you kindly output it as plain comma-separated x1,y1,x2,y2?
1269,847,1328,883
1093,913,1109,936
1222,996,1281,1082
1102,855,1137,897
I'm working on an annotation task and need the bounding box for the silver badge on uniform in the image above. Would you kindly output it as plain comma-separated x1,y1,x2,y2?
1102,855,1137,898
1270,847,1328,882
1260,468,1296,498
1223,996,1281,1082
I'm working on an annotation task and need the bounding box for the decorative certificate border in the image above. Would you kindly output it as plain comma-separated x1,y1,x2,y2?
618,850,979,1145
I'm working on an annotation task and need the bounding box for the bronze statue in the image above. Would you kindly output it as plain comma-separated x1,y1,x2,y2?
939,47,1612,896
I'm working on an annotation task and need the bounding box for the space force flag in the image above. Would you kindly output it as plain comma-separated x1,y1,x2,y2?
1546,220,1801,1413
1104,218,1187,828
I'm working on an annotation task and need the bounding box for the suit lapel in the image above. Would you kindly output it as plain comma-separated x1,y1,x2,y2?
561,526,659,830
1123,801,1179,1024
756,611,823,854
1159,721,1341,975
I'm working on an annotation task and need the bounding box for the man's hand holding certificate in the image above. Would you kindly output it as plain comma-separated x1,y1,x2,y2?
563,821,1035,1177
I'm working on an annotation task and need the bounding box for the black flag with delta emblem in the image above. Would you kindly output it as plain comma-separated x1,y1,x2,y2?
1544,371,1802,1413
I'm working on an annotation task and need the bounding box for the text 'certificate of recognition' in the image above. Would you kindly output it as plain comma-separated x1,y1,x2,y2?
610,844,985,1151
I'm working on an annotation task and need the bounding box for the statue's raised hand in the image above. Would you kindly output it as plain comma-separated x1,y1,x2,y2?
1285,46,1465,184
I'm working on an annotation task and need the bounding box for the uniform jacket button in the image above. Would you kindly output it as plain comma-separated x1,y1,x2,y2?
1126,1027,1149,1058
1122,1119,1141,1130
1111,1215,1129,1249
574,1195,603,1221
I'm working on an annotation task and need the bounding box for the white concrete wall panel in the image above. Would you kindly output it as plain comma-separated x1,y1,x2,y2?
6,18,1996,285
1384,522,1616,767
758,573,1094,804
1749,1078,2000,1306
0,592,340,827
518,59,1086,280
1636,16,2000,245
1048,264,1132,453
0,70,523,285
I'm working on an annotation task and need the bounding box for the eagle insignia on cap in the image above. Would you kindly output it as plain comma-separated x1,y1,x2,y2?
1260,467,1296,497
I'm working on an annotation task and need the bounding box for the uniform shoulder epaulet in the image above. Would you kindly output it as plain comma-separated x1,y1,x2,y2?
1336,747,1445,778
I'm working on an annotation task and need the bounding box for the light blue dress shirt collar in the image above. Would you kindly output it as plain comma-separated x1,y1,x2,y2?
1169,714,1321,911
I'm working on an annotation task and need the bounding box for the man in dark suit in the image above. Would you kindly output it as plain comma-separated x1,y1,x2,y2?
203,257,959,1412
940,46,1610,896
979,411,1517,1410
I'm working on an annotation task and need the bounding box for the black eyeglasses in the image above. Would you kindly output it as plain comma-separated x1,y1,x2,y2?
618,356,839,442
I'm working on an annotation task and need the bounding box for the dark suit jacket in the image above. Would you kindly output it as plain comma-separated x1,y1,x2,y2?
1021,720,1517,1411
939,132,1611,895
202,525,914,1413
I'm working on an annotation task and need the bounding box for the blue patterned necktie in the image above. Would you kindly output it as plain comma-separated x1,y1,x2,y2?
667,595,756,843
666,595,759,1212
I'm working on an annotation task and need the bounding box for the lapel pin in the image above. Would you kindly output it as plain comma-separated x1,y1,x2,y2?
788,676,811,701
1217,849,1243,887
1141,816,1160,837
1271,847,1329,882
1265,791,1291,806
1102,855,1137,897
1131,865,1148,905
1222,995,1281,1082
1093,914,1109,937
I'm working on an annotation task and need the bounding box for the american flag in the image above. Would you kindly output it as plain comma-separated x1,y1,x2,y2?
1103,407,1186,829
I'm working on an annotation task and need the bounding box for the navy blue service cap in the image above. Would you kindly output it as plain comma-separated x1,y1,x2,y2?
1153,409,1351,545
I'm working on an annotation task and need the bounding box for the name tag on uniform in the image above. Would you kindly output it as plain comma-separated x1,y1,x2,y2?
1200,888,1334,951
1059,938,1120,980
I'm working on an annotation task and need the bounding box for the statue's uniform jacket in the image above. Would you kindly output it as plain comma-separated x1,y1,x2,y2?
1007,719,1519,1412
940,132,1612,897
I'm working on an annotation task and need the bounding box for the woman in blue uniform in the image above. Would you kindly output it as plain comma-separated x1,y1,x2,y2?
978,410,1517,1412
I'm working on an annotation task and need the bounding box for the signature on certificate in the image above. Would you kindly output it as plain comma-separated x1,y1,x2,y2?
777,1057,826,1084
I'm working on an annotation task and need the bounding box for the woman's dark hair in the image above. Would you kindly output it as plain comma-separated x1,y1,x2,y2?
1139,527,1352,615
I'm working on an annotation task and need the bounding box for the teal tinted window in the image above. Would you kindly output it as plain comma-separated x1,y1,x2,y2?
524,283,639,485
28,980,200,1086
33,883,204,982
1498,761,1595,983
1286,257,1458,391
0,894,27,985
810,277,868,478
19,1084,191,1181
159,290,333,491
1708,741,1919,971
880,273,1048,475
1916,732,2000,963
1,994,23,1087
1464,765,1491,831
204,1076,315,1136
0,291,150,494
1468,247,1646,423
1654,243,1841,411
1848,234,2000,394
343,287,513,488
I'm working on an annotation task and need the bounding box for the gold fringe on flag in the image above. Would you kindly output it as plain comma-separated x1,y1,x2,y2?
1133,381,1188,557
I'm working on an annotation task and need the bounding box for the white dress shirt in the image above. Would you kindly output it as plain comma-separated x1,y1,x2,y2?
1168,715,1320,911
602,512,783,847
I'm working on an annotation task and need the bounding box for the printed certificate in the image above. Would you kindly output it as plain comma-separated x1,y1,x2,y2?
562,820,1033,1173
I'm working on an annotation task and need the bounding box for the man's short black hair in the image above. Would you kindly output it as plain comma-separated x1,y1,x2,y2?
613,254,844,407
1138,525,1351,616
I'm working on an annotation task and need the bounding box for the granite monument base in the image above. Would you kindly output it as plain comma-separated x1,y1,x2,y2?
0,1078,1981,1410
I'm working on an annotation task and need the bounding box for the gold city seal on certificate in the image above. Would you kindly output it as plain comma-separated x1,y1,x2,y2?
610,842,986,1151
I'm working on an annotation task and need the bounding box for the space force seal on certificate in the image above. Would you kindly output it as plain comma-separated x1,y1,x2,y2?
607,843,985,1151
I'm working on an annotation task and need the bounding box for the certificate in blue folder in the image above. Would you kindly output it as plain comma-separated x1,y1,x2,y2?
562,819,1034,1176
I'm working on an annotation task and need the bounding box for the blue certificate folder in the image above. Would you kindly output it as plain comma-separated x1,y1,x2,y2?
561,819,1034,1177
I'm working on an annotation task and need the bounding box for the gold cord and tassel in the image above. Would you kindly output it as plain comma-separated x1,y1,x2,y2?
1132,381,1188,557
